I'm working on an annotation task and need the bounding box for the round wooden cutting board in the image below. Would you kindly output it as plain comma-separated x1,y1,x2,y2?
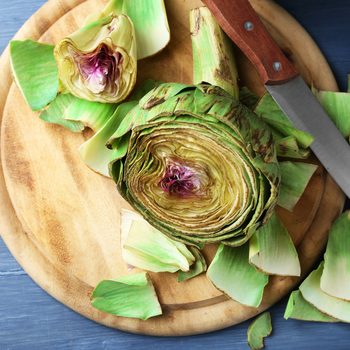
0,0,345,336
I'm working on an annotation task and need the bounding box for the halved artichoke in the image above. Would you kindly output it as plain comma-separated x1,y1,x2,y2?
109,83,280,247
54,14,136,103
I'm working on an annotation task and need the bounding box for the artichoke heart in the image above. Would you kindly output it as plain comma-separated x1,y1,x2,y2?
110,83,280,247
54,14,137,103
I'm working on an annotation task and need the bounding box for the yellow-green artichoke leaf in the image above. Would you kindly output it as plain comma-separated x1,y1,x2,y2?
40,93,117,133
314,89,350,140
321,211,350,300
284,290,338,322
247,312,272,350
110,83,280,248
178,247,207,282
91,272,162,320
249,212,300,276
54,14,137,103
10,40,59,111
86,0,170,60
120,209,195,273
299,262,350,323
190,7,239,99
275,136,310,159
79,101,137,176
278,161,318,211
255,93,314,149
207,244,268,307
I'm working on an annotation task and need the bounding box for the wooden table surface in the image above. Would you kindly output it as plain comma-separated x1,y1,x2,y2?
1,0,350,349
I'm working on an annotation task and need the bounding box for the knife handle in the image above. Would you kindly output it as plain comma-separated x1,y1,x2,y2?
202,0,299,85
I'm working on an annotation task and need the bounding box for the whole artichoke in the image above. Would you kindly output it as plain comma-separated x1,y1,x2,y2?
110,83,280,247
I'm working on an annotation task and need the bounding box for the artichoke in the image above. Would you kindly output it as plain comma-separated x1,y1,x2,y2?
109,83,280,247
54,14,136,103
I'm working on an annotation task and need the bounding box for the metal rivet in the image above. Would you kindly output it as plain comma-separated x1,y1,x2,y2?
272,61,282,71
244,21,254,31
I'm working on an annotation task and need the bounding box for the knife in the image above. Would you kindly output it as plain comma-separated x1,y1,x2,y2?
202,0,350,198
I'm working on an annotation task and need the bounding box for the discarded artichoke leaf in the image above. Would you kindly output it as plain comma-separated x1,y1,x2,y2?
86,0,170,60
321,211,350,300
110,83,280,247
278,161,318,211
91,272,162,320
275,136,310,159
178,247,207,282
247,312,272,350
54,14,137,103
300,262,350,323
121,209,195,273
190,7,239,99
284,290,338,322
249,212,300,276
40,93,117,133
314,90,350,140
254,93,314,148
207,244,268,307
239,87,259,110
10,40,58,111
79,101,137,176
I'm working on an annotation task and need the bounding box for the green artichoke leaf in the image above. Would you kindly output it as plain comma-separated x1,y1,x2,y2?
299,262,350,323
91,272,162,320
247,312,272,350
177,247,207,282
54,14,137,103
314,89,350,140
254,93,314,149
40,93,117,133
110,83,280,247
278,161,318,211
249,212,300,276
10,40,59,111
120,209,195,273
85,0,170,60
284,290,338,322
321,211,350,300
79,101,137,176
275,136,310,159
190,7,239,99
207,244,268,307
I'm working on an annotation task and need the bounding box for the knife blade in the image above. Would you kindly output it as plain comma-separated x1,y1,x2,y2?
202,0,350,198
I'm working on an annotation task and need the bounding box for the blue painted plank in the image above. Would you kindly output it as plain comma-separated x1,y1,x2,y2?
1,1,350,349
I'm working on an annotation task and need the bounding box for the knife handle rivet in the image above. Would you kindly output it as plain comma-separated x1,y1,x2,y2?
244,21,254,31
272,61,282,71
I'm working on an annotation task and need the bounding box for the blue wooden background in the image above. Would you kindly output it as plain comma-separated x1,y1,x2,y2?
1,1,350,349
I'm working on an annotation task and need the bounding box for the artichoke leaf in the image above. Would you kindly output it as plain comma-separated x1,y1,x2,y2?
207,244,268,307
178,247,207,282
91,272,162,320
10,40,59,111
190,7,239,99
85,0,170,60
254,93,314,148
40,93,117,133
247,312,272,350
249,212,300,276
239,87,259,110
299,262,350,323
284,290,338,322
278,161,318,211
120,209,195,273
54,14,137,103
321,211,350,300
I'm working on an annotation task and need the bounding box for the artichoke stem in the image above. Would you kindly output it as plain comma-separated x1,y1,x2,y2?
190,7,239,99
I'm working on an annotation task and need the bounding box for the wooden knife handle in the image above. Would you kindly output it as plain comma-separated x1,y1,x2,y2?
202,0,299,85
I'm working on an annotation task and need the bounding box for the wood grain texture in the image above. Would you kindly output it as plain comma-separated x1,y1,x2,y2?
0,0,345,337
